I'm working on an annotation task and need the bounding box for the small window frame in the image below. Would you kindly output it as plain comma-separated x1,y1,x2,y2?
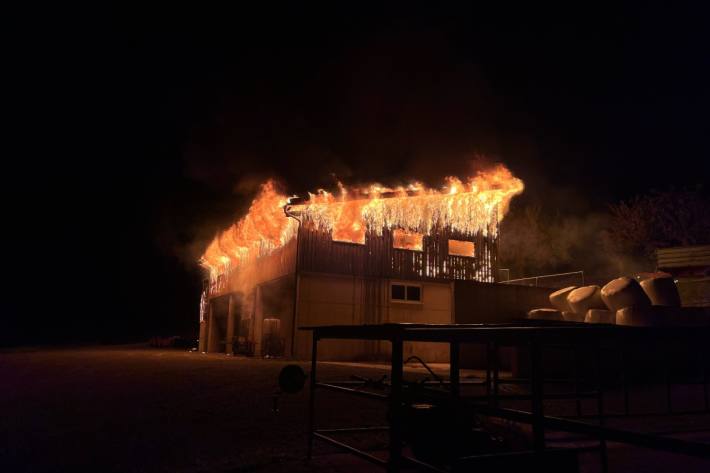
390,282,423,304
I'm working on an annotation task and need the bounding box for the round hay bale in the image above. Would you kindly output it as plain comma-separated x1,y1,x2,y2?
563,311,585,322
585,309,615,324
601,277,651,311
549,286,577,312
527,308,563,321
616,306,667,327
567,285,605,316
640,275,680,307
562,311,576,321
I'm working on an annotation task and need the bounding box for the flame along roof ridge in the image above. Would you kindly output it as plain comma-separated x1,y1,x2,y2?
200,164,524,279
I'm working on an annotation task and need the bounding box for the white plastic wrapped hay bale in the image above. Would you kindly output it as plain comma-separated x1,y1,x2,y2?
549,286,577,312
566,286,605,318
527,308,563,321
640,275,681,307
585,309,615,324
600,277,651,311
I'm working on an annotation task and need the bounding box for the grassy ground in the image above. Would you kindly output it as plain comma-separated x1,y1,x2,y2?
1,346,709,472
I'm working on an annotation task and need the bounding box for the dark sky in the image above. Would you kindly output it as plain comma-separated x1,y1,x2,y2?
5,4,709,345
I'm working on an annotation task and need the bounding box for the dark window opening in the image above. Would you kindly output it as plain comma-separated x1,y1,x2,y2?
391,283,422,303
406,285,421,301
391,284,406,300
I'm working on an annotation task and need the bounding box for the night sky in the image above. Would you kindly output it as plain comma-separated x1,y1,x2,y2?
5,4,709,346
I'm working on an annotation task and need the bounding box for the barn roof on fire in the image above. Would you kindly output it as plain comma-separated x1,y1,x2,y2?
200,164,523,277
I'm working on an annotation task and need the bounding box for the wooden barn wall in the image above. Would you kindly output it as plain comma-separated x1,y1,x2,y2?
296,225,497,283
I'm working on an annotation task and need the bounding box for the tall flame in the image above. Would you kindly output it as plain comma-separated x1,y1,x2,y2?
200,180,296,279
200,164,524,280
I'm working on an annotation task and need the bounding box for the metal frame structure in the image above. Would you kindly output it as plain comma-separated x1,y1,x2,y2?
303,323,710,472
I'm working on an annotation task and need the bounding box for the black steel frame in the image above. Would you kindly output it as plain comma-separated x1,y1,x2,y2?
303,323,710,472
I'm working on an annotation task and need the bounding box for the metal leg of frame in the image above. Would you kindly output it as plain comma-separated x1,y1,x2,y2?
530,339,545,452
596,342,608,473
486,342,492,405
620,342,630,416
492,342,500,408
388,336,404,473
572,345,582,417
450,341,460,400
307,334,318,461
665,343,673,414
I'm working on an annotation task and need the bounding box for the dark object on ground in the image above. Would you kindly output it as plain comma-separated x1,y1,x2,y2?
402,402,504,464
279,365,307,394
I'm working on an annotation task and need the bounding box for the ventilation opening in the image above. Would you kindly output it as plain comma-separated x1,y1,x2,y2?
392,229,423,251
448,239,475,257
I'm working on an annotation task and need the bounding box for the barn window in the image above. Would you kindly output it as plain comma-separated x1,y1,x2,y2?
448,239,475,257
391,283,422,303
332,231,366,245
392,229,423,251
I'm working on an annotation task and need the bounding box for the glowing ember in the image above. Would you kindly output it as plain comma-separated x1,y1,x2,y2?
200,164,524,281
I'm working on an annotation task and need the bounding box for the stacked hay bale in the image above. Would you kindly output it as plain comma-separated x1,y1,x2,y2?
603,274,708,327
600,277,650,326
640,274,681,307
566,286,608,322
525,286,575,321
526,273,708,326
527,308,563,321
549,286,577,320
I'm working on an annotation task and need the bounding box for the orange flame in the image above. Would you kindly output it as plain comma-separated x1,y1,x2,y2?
200,164,524,280
200,180,296,279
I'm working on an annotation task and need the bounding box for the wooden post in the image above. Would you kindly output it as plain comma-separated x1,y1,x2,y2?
254,285,264,357
388,334,404,472
226,295,236,355
198,320,208,353
207,302,220,353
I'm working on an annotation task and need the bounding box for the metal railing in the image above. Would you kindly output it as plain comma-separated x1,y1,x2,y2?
501,271,585,288
302,323,710,472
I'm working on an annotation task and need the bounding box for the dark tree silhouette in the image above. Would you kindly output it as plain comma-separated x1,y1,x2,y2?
608,189,710,261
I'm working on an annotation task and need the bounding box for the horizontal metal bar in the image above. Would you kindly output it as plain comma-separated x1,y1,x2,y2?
476,406,710,459
455,448,578,465
313,432,387,466
315,382,389,400
401,454,449,472
316,426,389,433
464,392,598,401
498,378,593,385
302,323,710,344
561,409,710,419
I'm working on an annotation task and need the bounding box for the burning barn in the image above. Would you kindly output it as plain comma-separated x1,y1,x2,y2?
198,165,525,360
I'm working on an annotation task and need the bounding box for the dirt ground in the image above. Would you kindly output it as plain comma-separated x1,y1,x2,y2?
1,346,709,472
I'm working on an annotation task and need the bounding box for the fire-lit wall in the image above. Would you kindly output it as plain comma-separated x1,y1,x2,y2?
293,273,453,361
